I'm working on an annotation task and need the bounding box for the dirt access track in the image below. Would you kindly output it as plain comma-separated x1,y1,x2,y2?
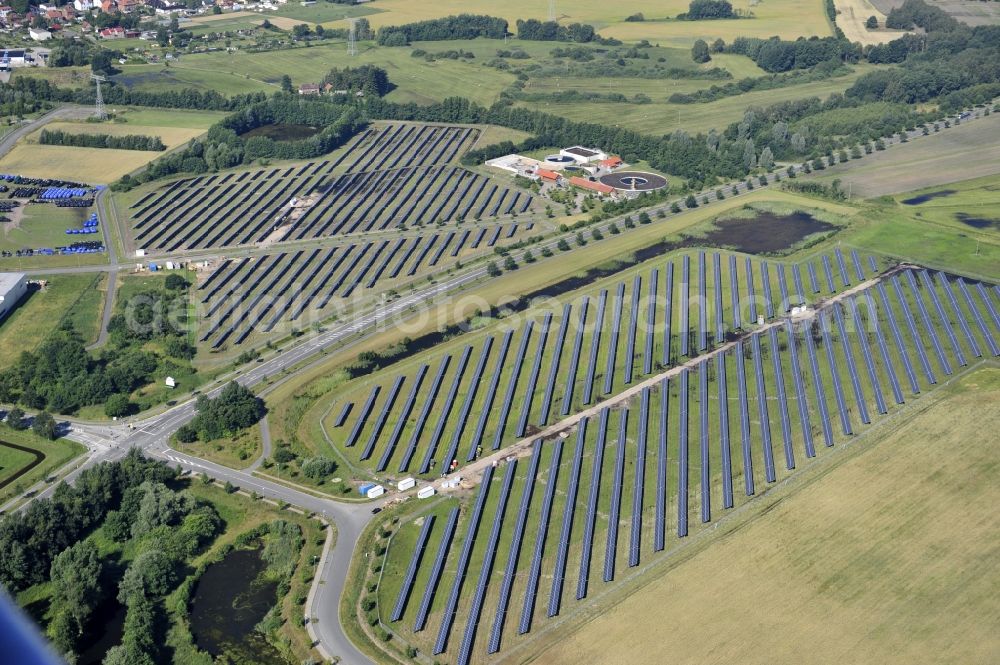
833,0,909,45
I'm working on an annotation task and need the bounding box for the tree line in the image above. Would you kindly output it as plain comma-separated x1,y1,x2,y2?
376,14,508,46
39,129,166,152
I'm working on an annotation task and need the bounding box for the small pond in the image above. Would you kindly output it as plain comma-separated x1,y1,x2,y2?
240,124,321,141
901,189,956,205
189,547,289,665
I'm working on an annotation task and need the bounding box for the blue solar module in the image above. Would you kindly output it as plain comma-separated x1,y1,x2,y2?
751,334,777,482
850,250,865,283
891,276,937,385
863,290,906,405
776,264,791,314
802,320,835,447
455,461,518,665
678,369,690,536
745,257,758,323
539,305,572,426
730,255,742,330
654,378,670,551
603,282,626,395
493,321,537,448
519,439,563,634
822,255,836,293
360,375,406,461
833,303,872,425
784,322,816,458
433,465,496,655
398,357,451,471
548,419,588,617
792,264,806,306
390,515,436,622
698,252,708,351
413,507,460,632
920,270,967,366
663,262,674,366
420,346,473,473
767,327,796,470
630,388,650,566
903,272,953,376
975,281,1000,331
515,314,553,437
819,311,854,436
875,283,920,395
561,297,591,416
464,330,514,464
807,262,821,294
847,297,888,415
487,443,541,654
714,253,725,346
644,269,659,375
583,290,609,404
868,255,879,274
962,281,1000,356
332,402,352,428
438,338,495,474
680,256,690,357
835,248,850,287
345,385,380,447
376,365,429,470
578,408,609,599
761,262,775,319
624,275,642,384
603,409,629,582
937,272,981,358
713,355,733,511
698,361,711,523
734,341,755,495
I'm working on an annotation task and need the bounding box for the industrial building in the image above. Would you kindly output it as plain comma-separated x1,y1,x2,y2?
0,272,27,320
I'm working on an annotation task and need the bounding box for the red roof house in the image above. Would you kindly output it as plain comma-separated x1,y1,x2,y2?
536,168,561,182
600,156,623,169
570,176,615,196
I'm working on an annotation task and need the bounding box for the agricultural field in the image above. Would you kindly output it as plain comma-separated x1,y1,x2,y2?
516,64,881,135
815,110,1000,198
833,0,910,45
0,107,223,183
871,0,1000,26
0,425,85,506
534,366,1000,665
365,254,999,663
360,0,832,46
0,273,106,368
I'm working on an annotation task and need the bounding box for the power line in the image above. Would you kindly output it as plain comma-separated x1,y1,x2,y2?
548,0,556,22
347,17,357,56
91,74,106,120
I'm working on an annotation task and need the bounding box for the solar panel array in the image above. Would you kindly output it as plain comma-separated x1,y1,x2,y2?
130,124,536,252
381,267,999,661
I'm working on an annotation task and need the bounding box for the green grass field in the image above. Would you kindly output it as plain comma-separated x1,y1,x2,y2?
516,64,881,135
0,205,93,253
0,425,85,505
0,273,106,369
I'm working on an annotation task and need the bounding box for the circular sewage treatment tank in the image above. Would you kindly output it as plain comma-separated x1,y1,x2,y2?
599,170,668,192
545,154,575,164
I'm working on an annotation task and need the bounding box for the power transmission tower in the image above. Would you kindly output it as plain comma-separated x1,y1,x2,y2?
347,18,357,56
91,74,107,120
548,0,556,22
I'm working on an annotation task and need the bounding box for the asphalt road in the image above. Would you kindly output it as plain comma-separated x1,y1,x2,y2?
0,106,93,160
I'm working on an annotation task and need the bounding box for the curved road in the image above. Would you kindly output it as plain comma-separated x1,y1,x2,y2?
0,106,93,159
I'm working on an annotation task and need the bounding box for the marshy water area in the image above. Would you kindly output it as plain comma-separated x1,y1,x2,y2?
189,547,288,664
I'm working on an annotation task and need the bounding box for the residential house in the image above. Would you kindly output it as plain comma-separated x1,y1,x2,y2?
99,25,125,38
298,83,320,95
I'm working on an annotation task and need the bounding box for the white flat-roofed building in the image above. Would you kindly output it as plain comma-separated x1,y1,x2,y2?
0,272,27,320
560,146,608,164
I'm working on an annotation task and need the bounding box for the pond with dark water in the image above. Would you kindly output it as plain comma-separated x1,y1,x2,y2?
189,547,289,665
955,212,1000,230
240,124,321,141
901,189,956,205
